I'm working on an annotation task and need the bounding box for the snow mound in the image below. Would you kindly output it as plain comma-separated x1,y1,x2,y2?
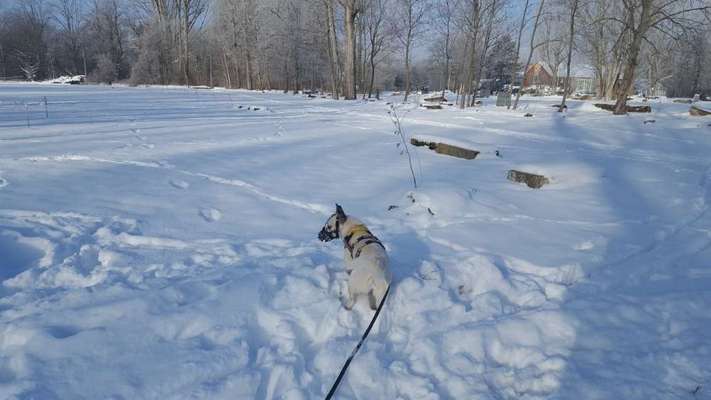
2,84,711,399
46,75,85,85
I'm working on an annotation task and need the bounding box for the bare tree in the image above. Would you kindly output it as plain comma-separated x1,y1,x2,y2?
363,0,390,98
507,0,530,109
87,0,127,79
434,0,458,96
323,0,341,98
512,0,546,110
538,8,567,91
471,0,501,106
149,0,173,84
610,0,710,114
667,28,710,97
5,0,704,98
16,50,41,80
339,0,361,99
151,0,168,18
559,0,580,112
394,0,428,102
54,0,84,74
578,0,625,99
92,52,117,83
14,0,51,80
177,0,208,85
639,30,674,97
458,0,482,109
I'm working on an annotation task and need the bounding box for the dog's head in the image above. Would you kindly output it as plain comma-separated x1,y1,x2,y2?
318,204,347,242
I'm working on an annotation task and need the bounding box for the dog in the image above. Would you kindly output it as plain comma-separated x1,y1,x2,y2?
319,204,391,310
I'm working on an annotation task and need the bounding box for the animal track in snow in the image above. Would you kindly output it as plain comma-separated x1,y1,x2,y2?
45,325,81,339
200,208,222,222
574,241,595,251
170,179,190,189
21,155,330,215
0,229,54,285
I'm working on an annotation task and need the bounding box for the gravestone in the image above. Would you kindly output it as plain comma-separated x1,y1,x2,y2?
594,103,651,113
496,92,512,107
424,94,446,102
410,138,479,160
690,105,711,116
507,170,549,189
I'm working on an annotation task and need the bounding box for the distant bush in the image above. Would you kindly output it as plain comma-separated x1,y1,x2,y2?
90,54,118,84
130,23,163,85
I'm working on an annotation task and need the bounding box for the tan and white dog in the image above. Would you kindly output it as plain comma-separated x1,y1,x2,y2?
319,204,391,310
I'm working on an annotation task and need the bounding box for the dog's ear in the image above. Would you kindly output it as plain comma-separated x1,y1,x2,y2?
335,204,347,223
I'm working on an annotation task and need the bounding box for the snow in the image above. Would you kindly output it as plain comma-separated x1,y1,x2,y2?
1,84,711,399
46,75,86,85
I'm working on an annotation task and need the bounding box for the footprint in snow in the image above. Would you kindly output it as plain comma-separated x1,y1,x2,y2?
0,177,7,189
574,241,595,251
200,208,222,222
170,179,190,189
45,325,81,339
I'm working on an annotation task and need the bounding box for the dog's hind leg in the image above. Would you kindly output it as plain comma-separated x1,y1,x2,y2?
368,290,378,310
341,286,355,310
370,279,388,310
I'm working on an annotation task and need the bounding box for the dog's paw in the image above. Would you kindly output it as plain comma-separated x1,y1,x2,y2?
369,291,381,310
341,296,355,310
417,261,442,284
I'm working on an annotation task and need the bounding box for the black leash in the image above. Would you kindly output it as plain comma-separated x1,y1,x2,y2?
324,285,391,400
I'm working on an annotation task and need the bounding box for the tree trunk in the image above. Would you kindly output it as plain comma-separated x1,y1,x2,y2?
358,18,367,98
245,49,253,90
222,52,231,88
612,43,641,114
513,0,545,110
613,0,652,115
181,0,191,86
559,0,579,112
692,56,702,95
404,34,412,102
442,31,450,98
153,2,169,83
472,0,497,107
440,1,452,98
459,1,481,109
507,0,530,109
368,55,376,98
325,0,340,99
459,42,476,108
343,1,358,100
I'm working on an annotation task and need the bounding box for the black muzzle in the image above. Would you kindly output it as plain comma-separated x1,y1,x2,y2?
319,227,338,242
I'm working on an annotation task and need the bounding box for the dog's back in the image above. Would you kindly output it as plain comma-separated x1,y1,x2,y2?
319,206,391,310
342,218,391,308
355,243,390,295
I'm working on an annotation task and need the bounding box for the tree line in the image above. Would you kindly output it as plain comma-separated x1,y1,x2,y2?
1,0,709,113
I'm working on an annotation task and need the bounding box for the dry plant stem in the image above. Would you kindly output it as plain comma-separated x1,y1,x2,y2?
389,106,418,189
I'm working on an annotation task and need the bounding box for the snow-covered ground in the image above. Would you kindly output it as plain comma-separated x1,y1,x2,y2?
1,83,711,399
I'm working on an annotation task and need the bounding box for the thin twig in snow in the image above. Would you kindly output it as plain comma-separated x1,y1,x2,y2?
388,104,418,189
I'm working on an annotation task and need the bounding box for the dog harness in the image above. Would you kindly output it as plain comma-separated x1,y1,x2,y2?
343,224,385,259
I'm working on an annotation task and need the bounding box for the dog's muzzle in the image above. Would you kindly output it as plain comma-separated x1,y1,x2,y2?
319,227,338,242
